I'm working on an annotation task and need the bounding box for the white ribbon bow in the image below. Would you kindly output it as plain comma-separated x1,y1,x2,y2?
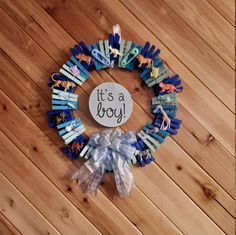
72,129,136,197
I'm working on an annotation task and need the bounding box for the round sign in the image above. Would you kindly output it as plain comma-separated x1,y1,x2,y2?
89,82,133,127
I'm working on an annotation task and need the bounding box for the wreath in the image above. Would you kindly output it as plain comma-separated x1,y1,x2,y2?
47,24,183,197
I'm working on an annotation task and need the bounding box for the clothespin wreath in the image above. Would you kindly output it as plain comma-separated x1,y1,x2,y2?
46,24,183,197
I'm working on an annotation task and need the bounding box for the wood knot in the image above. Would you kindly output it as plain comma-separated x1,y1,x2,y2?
202,184,216,199
9,199,15,207
33,146,38,151
206,134,214,145
97,9,102,15
2,104,7,110
83,197,88,203
134,87,140,92
66,185,72,192
176,165,183,171
59,208,70,219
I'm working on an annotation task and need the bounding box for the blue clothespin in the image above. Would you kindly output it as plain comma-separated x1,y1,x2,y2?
64,134,88,160
152,92,178,106
46,110,73,128
62,123,86,145
66,56,90,81
118,40,141,70
145,63,172,87
143,124,165,144
138,41,160,71
57,118,81,136
51,89,78,110
135,140,155,167
154,117,182,135
70,42,94,70
79,143,93,159
137,130,160,152
48,73,77,93
157,75,183,96
59,64,85,86
108,31,121,65
87,41,111,70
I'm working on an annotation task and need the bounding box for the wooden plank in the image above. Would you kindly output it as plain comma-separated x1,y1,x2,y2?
163,0,234,67
0,170,61,235
0,213,22,235
0,90,225,235
207,0,235,26
0,136,100,235
0,45,183,235
120,0,234,112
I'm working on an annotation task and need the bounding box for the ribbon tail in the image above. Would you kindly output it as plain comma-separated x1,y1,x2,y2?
111,153,135,197
71,164,91,187
71,155,108,193
86,164,107,194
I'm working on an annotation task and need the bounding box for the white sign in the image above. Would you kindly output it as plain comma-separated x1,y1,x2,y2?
89,82,133,127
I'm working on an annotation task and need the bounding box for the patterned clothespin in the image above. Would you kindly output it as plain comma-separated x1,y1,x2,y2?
52,89,78,110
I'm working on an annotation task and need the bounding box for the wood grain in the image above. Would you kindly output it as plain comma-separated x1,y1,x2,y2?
0,0,234,234
0,213,21,235
163,0,234,67
0,167,61,235
207,0,235,26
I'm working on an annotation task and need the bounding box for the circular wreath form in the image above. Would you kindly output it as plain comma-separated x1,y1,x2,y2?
47,25,183,197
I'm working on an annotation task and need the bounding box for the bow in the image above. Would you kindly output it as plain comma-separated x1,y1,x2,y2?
72,129,137,197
